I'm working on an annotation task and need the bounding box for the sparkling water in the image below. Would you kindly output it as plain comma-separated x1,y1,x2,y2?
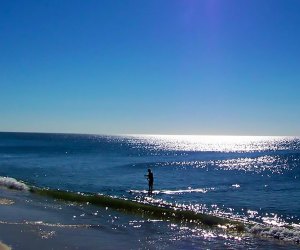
0,132,300,248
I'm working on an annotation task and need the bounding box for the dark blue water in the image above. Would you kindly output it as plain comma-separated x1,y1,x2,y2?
1,132,300,248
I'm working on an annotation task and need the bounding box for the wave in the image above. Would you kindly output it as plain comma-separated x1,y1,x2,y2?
28,188,300,244
0,220,91,229
29,188,243,231
0,177,29,191
248,224,300,244
129,185,241,195
2,175,300,244
129,188,211,195
30,187,300,244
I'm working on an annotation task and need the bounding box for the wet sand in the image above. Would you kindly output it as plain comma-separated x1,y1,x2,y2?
0,187,144,249
0,188,94,250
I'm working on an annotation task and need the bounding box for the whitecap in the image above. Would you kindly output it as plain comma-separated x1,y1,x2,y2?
0,176,29,191
129,188,210,195
160,188,208,194
248,224,300,244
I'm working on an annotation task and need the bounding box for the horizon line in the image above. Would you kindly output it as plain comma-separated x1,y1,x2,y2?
0,130,298,138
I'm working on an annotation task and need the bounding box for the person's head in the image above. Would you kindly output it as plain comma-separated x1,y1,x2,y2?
148,168,151,173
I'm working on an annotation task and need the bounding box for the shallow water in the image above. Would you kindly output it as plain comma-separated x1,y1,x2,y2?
0,188,298,250
0,132,300,248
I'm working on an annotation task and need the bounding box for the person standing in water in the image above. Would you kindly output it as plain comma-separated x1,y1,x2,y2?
145,169,154,195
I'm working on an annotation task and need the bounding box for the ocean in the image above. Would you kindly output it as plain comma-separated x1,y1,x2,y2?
0,132,299,249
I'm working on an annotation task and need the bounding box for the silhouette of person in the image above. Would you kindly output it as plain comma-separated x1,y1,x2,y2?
145,169,154,195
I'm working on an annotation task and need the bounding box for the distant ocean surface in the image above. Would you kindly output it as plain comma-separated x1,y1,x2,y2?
1,132,300,249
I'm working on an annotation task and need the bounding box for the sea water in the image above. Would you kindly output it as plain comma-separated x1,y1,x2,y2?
0,132,300,249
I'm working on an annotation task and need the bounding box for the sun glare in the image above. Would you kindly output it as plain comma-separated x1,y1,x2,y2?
126,134,291,152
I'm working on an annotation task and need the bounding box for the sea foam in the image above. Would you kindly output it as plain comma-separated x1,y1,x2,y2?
0,176,29,191
129,188,210,195
248,224,300,244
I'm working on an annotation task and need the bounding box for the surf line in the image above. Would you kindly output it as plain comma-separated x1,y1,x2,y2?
30,187,244,231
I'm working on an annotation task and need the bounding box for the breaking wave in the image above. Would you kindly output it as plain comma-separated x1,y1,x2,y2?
0,176,29,191
129,188,211,195
30,187,243,230
2,175,300,244
248,224,300,244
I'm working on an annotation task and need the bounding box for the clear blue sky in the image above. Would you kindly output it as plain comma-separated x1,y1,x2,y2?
1,0,300,136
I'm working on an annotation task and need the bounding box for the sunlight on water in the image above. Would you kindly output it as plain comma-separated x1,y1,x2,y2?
215,155,293,173
125,135,297,152
2,133,300,247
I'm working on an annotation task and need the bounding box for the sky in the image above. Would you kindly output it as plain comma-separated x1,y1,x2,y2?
1,0,300,136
